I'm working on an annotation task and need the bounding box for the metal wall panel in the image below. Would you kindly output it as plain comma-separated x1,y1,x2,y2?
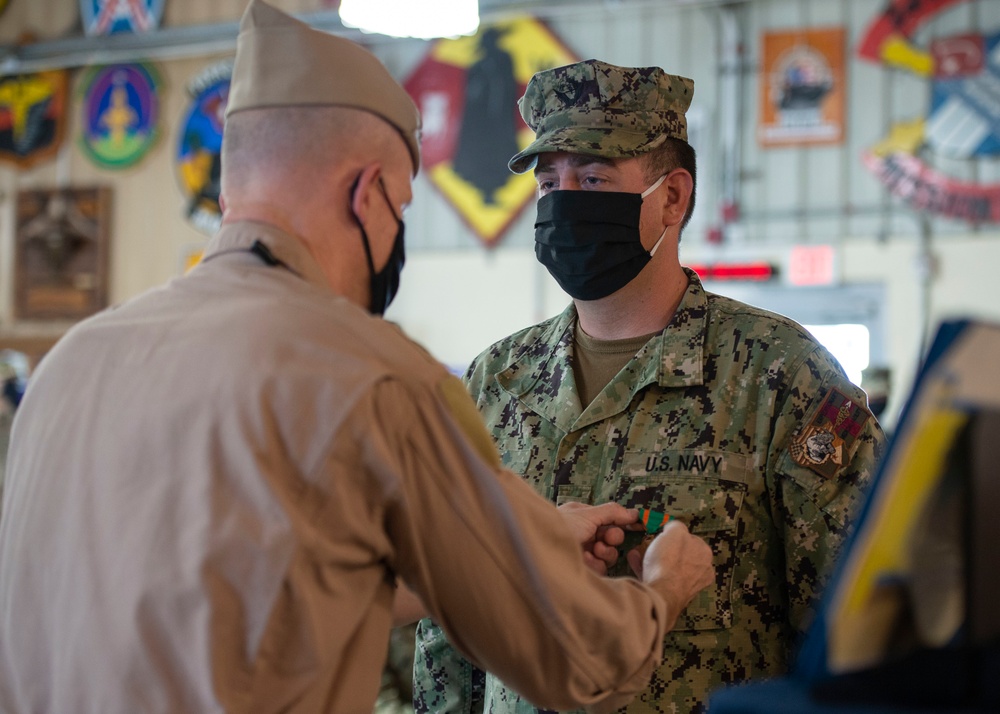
400,0,1000,253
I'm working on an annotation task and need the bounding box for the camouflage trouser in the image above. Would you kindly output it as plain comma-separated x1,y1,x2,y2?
376,623,417,713
412,619,579,714
412,618,485,714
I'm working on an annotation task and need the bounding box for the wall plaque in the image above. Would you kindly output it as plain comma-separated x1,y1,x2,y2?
14,187,111,321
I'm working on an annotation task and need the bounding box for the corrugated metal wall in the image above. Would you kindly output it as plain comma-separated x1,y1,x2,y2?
0,0,996,422
392,0,1000,253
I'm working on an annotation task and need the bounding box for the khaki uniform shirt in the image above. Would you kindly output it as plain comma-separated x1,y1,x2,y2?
414,270,885,713
0,222,675,714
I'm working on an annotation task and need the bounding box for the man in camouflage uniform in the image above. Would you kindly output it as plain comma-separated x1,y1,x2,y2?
413,59,885,713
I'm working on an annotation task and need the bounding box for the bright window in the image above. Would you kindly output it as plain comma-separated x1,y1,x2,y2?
803,323,870,387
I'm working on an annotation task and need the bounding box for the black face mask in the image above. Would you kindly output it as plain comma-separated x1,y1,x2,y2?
353,177,406,315
534,175,666,301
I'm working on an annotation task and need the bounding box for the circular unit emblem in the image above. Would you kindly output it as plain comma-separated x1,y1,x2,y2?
175,61,230,235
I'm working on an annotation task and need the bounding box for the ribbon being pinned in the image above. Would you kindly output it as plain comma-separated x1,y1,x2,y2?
609,508,672,578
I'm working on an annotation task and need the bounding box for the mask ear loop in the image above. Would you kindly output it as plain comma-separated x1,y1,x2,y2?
351,174,377,277
640,173,668,198
648,227,668,257
376,177,403,223
641,173,669,257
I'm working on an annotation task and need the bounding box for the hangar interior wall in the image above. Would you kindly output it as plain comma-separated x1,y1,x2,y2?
1,0,998,428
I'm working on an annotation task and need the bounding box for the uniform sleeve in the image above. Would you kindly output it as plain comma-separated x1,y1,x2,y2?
412,618,485,714
347,375,672,713
767,347,886,632
407,361,494,714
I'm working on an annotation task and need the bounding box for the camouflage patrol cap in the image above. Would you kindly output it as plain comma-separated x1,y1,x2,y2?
509,59,694,174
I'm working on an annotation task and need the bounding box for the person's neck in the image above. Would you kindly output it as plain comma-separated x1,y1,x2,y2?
221,201,306,238
575,263,689,340
222,199,361,303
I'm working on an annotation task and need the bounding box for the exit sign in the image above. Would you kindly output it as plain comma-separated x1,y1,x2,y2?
788,245,835,286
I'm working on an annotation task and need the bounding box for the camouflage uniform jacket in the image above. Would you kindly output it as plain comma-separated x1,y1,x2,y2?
414,269,885,713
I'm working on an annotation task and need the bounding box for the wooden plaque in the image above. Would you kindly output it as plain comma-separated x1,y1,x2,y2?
14,187,111,321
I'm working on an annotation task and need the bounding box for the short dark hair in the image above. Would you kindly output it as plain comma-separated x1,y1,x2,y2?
641,137,696,234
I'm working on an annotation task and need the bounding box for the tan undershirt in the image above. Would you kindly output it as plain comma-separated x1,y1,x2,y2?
573,322,659,408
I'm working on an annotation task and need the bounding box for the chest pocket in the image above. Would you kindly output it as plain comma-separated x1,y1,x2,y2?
597,450,749,632
499,447,551,495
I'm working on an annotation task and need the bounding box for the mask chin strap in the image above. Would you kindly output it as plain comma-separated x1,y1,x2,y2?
642,173,669,257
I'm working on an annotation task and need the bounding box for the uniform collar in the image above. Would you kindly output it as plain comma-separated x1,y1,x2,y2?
202,220,332,291
496,268,708,432
649,267,708,389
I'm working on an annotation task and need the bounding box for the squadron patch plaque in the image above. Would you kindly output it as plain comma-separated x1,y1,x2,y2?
858,0,1000,223
79,63,161,170
0,71,68,168
81,0,165,36
175,61,229,235
404,17,577,248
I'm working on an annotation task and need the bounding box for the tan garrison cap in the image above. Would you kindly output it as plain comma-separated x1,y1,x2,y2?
227,0,422,174
509,59,694,174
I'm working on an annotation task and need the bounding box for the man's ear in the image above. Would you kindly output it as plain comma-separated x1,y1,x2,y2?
218,193,227,213
349,163,382,223
660,168,693,227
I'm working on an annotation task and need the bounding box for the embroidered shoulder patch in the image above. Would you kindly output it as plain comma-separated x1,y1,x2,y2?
790,387,871,479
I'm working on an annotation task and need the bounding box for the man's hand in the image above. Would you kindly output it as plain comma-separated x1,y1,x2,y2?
630,520,715,629
558,501,640,575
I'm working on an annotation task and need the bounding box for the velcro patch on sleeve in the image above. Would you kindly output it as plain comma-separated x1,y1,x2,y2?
789,387,871,479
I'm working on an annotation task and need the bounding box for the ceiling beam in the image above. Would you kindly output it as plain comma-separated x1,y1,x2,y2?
0,0,750,74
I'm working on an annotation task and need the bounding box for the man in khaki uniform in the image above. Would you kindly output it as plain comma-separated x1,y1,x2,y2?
0,4,716,713
413,61,886,713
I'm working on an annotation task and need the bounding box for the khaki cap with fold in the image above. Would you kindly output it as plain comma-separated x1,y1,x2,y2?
509,59,694,174
226,0,422,175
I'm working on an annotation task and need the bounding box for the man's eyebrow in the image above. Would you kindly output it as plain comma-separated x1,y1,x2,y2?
534,154,617,174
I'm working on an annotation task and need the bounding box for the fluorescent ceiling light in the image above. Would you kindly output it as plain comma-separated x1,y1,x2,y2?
339,0,479,39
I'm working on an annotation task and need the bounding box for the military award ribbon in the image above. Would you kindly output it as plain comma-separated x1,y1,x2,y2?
638,507,670,533
609,508,671,578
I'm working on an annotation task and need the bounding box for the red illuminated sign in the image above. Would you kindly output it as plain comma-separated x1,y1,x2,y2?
687,261,776,282
788,245,835,286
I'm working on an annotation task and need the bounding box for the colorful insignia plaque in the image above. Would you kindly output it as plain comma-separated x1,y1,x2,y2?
79,63,160,170
759,27,845,147
404,17,577,248
81,0,165,36
14,187,112,321
927,30,1000,157
858,0,1000,223
0,70,68,168
175,61,229,235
